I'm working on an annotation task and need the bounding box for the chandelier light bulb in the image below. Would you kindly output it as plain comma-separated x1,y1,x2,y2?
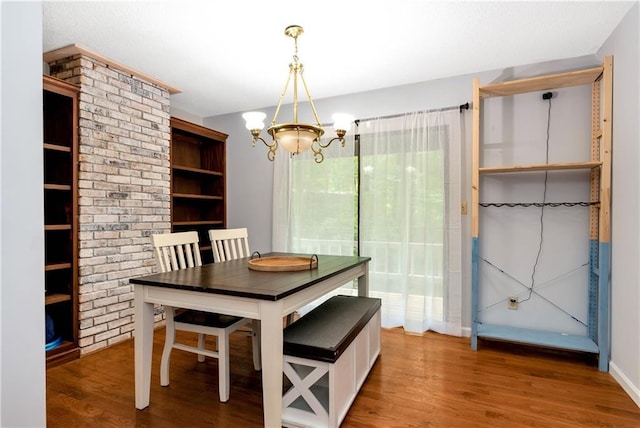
242,112,266,131
332,113,355,132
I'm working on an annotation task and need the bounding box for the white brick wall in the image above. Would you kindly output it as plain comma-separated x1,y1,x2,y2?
48,54,171,355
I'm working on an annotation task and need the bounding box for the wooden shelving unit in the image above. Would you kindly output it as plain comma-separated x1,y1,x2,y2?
43,75,80,367
170,118,227,263
471,57,613,371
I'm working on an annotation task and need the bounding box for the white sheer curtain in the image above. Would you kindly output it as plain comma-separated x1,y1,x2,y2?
272,128,358,311
273,109,462,334
273,127,356,254
358,109,461,335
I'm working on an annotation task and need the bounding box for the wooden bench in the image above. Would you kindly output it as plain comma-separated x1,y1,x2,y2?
282,295,381,428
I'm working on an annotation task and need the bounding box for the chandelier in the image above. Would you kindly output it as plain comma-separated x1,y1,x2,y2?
242,25,354,163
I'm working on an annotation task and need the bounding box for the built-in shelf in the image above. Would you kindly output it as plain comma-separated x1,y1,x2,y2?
43,75,80,367
170,118,227,264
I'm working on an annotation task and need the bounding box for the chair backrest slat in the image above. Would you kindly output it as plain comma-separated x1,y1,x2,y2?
172,246,182,269
151,231,202,273
208,228,250,262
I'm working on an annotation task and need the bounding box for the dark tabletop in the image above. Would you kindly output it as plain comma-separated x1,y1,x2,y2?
129,253,370,301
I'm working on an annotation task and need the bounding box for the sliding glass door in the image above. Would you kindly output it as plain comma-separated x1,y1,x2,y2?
273,109,461,335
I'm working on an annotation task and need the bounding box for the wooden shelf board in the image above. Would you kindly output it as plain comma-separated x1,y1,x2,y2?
173,193,223,200
172,165,223,177
45,224,72,231
171,117,228,141
46,293,72,305
479,66,603,98
172,220,224,226
44,183,72,191
44,143,72,152
46,340,75,354
480,161,602,174
46,342,80,368
477,324,599,353
45,262,72,271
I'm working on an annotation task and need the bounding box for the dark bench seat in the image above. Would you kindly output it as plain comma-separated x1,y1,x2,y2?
284,295,381,363
282,295,381,428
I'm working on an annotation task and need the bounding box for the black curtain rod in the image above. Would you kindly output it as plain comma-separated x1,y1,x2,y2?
353,102,469,125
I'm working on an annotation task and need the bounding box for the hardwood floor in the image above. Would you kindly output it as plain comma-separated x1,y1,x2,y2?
46,327,640,427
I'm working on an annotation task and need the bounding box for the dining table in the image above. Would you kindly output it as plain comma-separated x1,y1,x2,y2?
130,252,371,427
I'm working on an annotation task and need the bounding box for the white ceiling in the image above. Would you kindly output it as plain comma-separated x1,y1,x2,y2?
43,1,634,118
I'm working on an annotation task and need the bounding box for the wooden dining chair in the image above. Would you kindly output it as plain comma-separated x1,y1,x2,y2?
151,231,252,402
208,228,261,371
209,227,252,262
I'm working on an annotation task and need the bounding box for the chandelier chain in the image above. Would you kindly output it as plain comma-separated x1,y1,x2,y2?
293,31,299,63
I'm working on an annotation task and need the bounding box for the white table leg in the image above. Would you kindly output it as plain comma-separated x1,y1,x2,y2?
358,263,369,296
260,301,284,427
134,286,154,409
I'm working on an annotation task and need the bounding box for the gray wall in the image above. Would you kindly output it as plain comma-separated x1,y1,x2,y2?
207,5,639,405
599,2,640,406
0,1,47,426
206,55,600,331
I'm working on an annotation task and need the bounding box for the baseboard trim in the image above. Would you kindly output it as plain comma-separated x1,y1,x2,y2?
461,327,471,338
610,360,640,408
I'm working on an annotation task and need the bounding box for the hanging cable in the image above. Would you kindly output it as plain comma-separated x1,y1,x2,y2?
519,94,552,304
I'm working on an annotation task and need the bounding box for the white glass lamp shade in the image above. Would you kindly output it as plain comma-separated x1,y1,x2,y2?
277,128,317,154
243,111,267,131
332,113,354,131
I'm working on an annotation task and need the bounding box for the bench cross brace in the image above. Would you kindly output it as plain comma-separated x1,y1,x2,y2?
283,359,330,420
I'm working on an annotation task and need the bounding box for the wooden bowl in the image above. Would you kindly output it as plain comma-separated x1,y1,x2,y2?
248,256,318,272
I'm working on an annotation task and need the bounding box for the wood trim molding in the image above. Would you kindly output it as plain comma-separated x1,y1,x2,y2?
43,44,181,94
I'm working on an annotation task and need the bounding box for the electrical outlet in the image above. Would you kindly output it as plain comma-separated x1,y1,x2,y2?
508,297,518,310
